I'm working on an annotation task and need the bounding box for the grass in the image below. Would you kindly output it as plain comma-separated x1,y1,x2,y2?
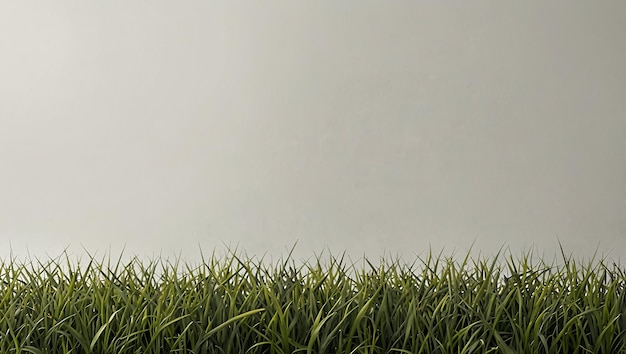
0,246,624,353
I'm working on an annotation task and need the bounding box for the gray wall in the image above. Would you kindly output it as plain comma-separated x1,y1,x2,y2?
1,1,624,265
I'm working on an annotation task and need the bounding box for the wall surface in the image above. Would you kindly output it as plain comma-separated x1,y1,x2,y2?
1,1,624,266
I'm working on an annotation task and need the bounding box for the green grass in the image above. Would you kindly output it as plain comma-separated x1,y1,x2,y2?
0,246,624,353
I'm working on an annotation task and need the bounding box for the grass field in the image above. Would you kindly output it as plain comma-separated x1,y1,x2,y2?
0,246,624,353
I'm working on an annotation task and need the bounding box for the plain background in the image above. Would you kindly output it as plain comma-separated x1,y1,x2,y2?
1,1,624,265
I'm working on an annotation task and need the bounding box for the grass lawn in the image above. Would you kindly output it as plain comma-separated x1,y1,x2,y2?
0,246,624,353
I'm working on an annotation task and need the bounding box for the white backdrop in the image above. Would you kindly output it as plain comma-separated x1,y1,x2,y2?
1,1,624,265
